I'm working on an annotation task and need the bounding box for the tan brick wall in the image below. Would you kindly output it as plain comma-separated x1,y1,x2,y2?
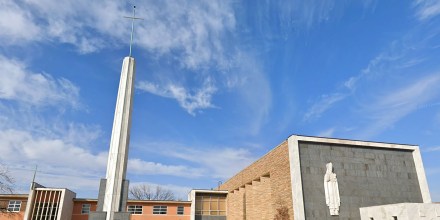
227,190,237,220
234,188,245,220
260,176,272,219
245,182,257,220
219,141,293,220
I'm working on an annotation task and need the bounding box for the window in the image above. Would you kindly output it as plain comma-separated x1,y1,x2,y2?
127,205,142,214
393,217,398,220
7,200,21,212
153,206,167,215
81,204,91,214
33,202,58,219
177,206,184,215
195,194,226,216
370,218,374,220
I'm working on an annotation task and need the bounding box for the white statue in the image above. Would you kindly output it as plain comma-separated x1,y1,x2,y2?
324,162,340,216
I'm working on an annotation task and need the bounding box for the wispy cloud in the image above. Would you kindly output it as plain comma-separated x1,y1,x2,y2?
1,1,271,134
128,159,204,178
135,141,257,180
272,0,377,32
0,129,107,173
0,87,205,197
281,0,339,28
423,146,440,152
304,93,346,121
304,10,440,138
414,0,440,21
318,127,336,137
167,147,257,179
134,1,235,70
358,74,440,138
304,40,420,122
0,1,42,45
137,79,217,115
0,126,206,196
230,52,272,135
0,55,80,108
425,167,440,176
344,40,421,91
1,0,236,66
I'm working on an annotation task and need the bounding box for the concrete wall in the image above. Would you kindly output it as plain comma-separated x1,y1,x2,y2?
219,141,293,220
59,189,76,220
360,203,440,220
298,141,423,220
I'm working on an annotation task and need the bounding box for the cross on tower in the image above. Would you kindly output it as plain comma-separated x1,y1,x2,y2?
124,5,143,57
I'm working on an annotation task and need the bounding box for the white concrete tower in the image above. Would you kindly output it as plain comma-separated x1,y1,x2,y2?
102,56,135,220
88,6,142,220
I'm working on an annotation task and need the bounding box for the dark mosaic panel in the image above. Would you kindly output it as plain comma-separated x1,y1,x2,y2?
299,141,423,220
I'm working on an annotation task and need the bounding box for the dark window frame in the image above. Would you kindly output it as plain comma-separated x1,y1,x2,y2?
127,205,143,214
153,205,167,215
177,206,184,215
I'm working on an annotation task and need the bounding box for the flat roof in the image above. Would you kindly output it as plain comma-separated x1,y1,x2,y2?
73,198,191,204
0,194,28,198
191,189,228,194
289,134,417,147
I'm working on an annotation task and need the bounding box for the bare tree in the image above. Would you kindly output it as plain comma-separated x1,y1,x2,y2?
129,184,175,201
0,164,13,194
0,164,14,214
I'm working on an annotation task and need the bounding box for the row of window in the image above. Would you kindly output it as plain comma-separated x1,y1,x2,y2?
128,205,184,215
81,204,184,215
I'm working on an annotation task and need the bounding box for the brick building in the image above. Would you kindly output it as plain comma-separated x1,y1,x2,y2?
217,141,292,219
0,188,191,220
0,194,27,220
217,135,437,220
0,135,438,220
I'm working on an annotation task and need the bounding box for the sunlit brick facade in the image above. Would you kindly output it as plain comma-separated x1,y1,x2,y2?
0,192,191,220
0,194,27,220
217,141,293,219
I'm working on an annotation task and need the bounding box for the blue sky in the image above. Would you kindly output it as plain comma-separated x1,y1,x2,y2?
1,0,440,201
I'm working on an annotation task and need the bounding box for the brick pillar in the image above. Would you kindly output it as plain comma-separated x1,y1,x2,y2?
238,187,245,220
260,176,273,219
245,183,253,220
248,180,261,220
228,190,238,220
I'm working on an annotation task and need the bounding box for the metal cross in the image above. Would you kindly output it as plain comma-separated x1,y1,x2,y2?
124,5,143,57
